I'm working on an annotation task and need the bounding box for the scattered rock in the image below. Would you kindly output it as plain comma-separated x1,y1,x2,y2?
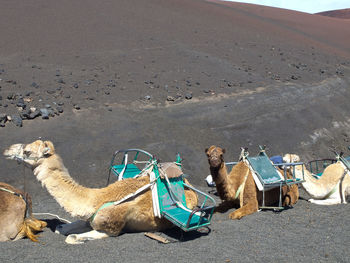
144,95,151,100
185,93,192,100
40,108,49,119
16,98,26,109
73,104,81,110
57,78,65,84
0,113,7,122
166,96,175,102
11,114,23,127
29,109,41,119
73,83,79,89
56,106,64,113
31,82,39,88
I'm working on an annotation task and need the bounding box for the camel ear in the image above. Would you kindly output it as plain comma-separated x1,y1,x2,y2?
222,148,226,154
43,141,55,156
205,148,209,154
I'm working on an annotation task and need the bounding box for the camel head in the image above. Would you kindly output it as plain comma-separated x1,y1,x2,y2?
205,145,225,169
4,140,55,167
283,154,300,163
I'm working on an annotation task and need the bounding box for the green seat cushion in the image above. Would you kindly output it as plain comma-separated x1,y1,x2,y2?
247,155,282,184
157,176,210,231
162,207,210,230
111,163,141,179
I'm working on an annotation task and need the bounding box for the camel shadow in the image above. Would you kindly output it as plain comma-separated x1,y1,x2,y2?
43,219,67,232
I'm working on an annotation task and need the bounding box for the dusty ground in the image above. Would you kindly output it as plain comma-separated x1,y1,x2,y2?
0,0,349,262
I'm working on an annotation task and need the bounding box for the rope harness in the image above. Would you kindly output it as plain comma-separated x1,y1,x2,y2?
0,186,30,218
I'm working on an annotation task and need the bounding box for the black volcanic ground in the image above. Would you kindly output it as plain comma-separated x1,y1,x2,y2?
0,1,349,262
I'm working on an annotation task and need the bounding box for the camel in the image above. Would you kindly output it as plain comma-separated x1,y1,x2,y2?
283,154,350,205
205,146,299,219
0,182,47,242
4,140,198,244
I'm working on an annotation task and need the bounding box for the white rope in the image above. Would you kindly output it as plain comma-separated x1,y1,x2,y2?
32,212,72,224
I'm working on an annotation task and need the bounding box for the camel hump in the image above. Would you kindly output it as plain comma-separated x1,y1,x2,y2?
158,162,183,178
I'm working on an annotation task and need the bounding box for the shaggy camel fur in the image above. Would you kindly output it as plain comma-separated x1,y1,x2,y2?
205,146,299,219
284,154,350,205
4,140,198,244
0,182,47,242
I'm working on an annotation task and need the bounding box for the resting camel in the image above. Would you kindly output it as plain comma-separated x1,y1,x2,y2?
205,146,299,219
283,154,350,205
0,182,47,242
4,140,198,244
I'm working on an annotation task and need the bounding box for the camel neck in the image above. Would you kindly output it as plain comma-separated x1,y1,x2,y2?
33,154,96,218
210,162,227,200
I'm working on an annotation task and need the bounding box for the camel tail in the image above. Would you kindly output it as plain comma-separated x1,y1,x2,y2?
20,217,47,242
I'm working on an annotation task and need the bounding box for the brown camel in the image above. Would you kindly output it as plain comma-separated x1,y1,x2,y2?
0,182,47,242
205,146,299,220
4,140,198,244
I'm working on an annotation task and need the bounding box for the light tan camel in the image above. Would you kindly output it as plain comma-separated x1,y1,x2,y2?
4,140,198,244
205,146,299,219
0,182,47,242
283,154,350,205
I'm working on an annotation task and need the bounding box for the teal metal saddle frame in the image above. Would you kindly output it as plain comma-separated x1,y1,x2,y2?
107,149,215,232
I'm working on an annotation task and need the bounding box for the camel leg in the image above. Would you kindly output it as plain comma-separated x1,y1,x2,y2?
282,185,299,207
65,230,109,244
55,220,92,235
308,198,341,205
229,199,258,220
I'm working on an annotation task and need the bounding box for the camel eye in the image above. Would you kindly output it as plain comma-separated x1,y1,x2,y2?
23,150,31,156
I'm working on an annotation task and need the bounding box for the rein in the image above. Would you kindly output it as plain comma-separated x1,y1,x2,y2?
0,186,30,218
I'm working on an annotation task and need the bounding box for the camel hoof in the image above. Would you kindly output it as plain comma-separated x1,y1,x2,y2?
55,224,64,235
65,234,84,245
229,212,242,220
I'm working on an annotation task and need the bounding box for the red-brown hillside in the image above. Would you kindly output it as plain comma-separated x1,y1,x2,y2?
317,8,350,19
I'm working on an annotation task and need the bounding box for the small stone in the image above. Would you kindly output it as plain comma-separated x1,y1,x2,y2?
57,78,65,84
167,96,175,102
185,93,192,100
29,110,40,119
0,113,6,122
7,93,15,100
20,109,31,120
17,98,26,109
144,95,151,100
40,108,49,119
47,90,55,94
73,83,79,89
45,104,52,108
73,104,80,110
56,106,64,113
11,114,23,127
31,82,39,88
57,102,64,106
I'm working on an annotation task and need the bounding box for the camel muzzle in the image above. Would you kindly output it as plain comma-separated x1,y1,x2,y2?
3,144,27,163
